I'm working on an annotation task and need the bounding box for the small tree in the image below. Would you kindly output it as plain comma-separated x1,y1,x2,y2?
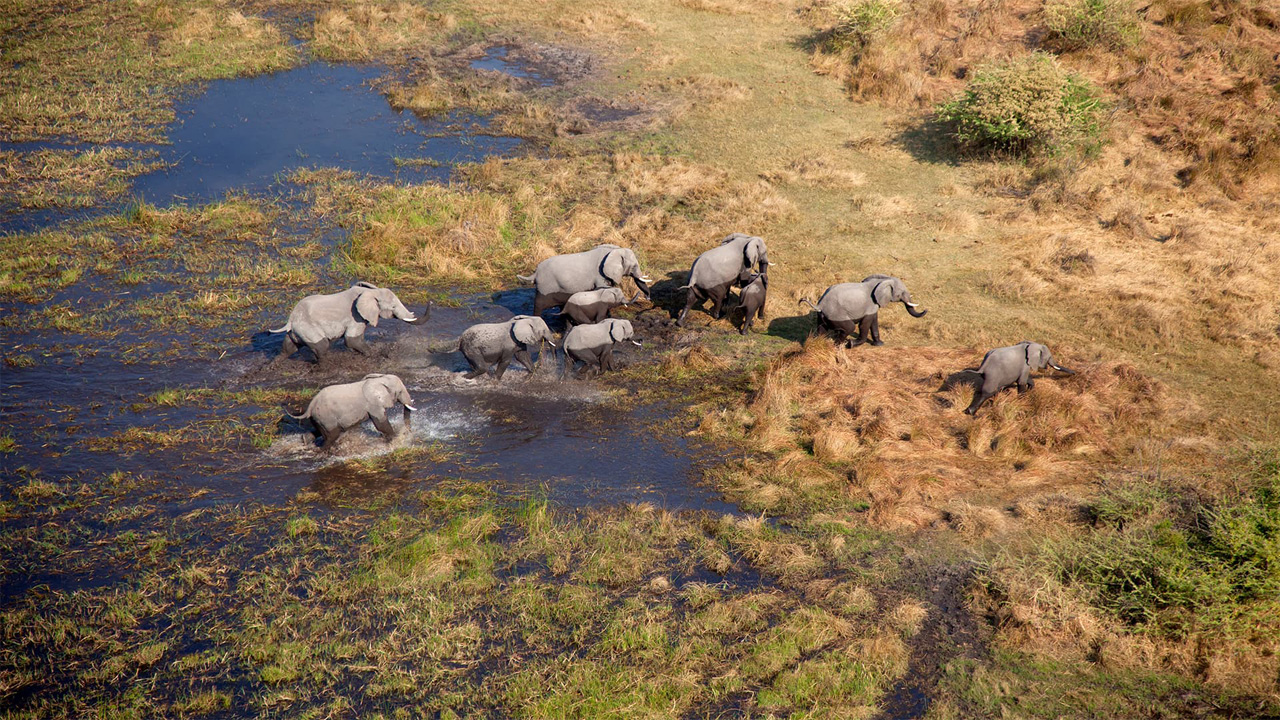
1044,0,1141,51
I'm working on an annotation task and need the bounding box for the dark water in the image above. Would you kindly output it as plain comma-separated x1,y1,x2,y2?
1,61,732,524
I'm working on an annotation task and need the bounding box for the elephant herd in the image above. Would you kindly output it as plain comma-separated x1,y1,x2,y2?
268,234,1073,450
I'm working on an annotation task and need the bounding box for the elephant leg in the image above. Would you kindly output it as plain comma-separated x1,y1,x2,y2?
371,412,396,442
402,407,412,430
494,357,511,381
757,303,766,320
965,380,1001,415
280,334,298,358
533,293,553,316
462,348,489,379
514,348,535,374
601,346,615,372
346,332,373,355
308,338,331,363
709,286,728,320
848,319,869,347
677,288,702,327
869,314,883,346
319,425,343,450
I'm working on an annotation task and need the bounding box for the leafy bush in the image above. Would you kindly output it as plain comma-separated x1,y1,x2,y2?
1044,0,1141,50
936,53,1106,157
1057,453,1280,638
825,0,900,52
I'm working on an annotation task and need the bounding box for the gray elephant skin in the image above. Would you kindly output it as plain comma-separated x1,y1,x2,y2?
801,274,926,347
563,319,640,376
964,341,1075,415
271,282,427,361
459,315,557,380
555,287,640,327
287,373,416,449
517,244,653,315
678,233,770,326
736,272,768,335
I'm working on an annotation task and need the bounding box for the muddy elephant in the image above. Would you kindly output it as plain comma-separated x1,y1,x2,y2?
677,233,770,326
563,318,641,376
736,272,768,335
555,287,641,327
963,341,1076,415
517,244,653,315
270,282,428,361
287,373,416,449
801,275,926,347
459,315,557,381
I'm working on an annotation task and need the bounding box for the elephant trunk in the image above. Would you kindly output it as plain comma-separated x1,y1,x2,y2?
407,301,432,325
904,301,928,318
632,273,652,299
1050,363,1076,375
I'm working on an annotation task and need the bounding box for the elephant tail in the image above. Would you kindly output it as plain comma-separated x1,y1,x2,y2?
285,406,310,422
516,272,536,284
798,297,817,311
269,321,291,334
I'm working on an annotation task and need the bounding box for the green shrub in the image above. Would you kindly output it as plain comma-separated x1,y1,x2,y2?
1044,0,1141,50
936,53,1106,157
825,0,900,52
1055,453,1280,639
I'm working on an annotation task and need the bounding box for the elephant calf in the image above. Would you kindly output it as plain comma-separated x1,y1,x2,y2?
736,272,767,335
459,315,557,381
801,274,926,347
563,319,640,377
964,341,1075,416
556,287,640,327
287,373,416,450
271,282,428,362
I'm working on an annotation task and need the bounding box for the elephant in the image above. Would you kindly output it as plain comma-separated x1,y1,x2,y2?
270,282,428,361
800,274,926,347
517,244,653,315
736,272,768,335
677,233,770,326
963,341,1076,415
286,373,416,449
562,318,641,376
554,287,641,327
458,315,557,380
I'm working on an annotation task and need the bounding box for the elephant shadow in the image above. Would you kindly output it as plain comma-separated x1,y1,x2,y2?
765,312,817,343
937,369,982,393
492,287,537,316
647,270,694,320
249,330,291,359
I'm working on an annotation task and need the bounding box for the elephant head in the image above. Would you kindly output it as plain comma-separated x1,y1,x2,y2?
601,248,653,299
361,373,418,412
601,287,630,306
742,236,768,274
1022,342,1074,374
866,276,927,318
354,285,422,327
606,319,642,346
511,315,557,348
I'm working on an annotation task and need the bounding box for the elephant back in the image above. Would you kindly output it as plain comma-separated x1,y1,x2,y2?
815,283,869,322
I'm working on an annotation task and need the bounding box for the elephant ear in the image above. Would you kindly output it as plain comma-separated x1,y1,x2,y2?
600,249,624,285
1030,344,1052,369
608,321,620,343
512,318,538,345
871,280,894,307
355,291,380,327
362,375,394,409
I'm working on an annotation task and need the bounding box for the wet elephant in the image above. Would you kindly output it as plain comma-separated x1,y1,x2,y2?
517,244,652,315
287,373,416,450
270,282,428,362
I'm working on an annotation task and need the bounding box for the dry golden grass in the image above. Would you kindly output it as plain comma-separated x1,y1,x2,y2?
708,339,1193,528
309,2,454,61
761,154,867,190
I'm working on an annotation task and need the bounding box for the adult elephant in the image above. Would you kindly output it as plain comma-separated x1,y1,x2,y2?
963,341,1075,415
270,282,428,361
801,274,926,347
677,232,770,326
286,373,416,450
517,244,653,315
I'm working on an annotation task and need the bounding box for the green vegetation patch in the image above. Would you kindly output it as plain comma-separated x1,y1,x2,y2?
1044,0,1141,51
937,52,1106,157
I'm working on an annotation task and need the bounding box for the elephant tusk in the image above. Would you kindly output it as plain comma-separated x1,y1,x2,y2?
905,302,919,308
404,403,418,411
638,276,652,283
768,262,776,266
403,314,417,322
631,340,642,346
547,340,557,347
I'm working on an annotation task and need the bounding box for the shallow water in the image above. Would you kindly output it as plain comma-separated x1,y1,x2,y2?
1,61,733,528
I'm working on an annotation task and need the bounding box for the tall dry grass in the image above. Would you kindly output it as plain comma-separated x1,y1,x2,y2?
704,340,1193,528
